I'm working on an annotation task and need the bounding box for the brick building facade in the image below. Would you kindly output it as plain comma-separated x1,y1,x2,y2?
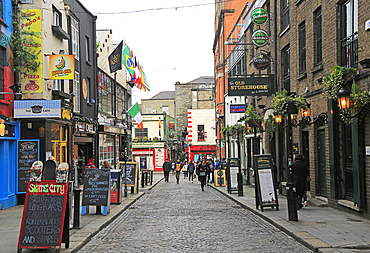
217,0,370,218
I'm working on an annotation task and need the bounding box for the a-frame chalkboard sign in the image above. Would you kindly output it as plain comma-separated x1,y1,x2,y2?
118,161,139,194
17,180,69,253
253,154,279,212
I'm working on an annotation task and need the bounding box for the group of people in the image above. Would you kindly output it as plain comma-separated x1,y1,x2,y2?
162,158,217,191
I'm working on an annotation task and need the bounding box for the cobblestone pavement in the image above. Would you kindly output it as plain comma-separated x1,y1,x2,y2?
78,178,312,253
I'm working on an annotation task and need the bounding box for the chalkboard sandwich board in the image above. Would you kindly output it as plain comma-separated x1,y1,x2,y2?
17,140,40,193
18,180,69,252
82,168,111,206
253,154,279,212
118,161,139,194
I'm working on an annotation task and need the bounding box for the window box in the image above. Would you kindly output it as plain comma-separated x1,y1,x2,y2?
52,25,70,40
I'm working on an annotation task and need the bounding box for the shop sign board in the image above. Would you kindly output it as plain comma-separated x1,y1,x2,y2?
14,100,61,118
251,8,268,25
82,169,111,206
17,140,40,193
230,104,246,113
49,55,75,80
253,53,270,70
228,76,272,96
252,30,269,47
75,121,95,134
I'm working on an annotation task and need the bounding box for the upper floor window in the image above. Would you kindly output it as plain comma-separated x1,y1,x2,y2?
0,0,3,20
53,6,61,27
282,45,290,91
281,0,289,31
71,17,79,60
340,0,358,68
85,36,90,63
198,125,205,141
135,128,148,140
314,7,322,66
53,80,63,91
298,21,306,73
74,72,80,113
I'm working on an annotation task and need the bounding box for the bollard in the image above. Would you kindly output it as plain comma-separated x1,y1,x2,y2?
141,171,145,188
237,172,243,196
286,182,298,221
73,188,81,229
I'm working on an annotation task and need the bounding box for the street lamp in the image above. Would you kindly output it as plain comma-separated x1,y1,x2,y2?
121,110,128,198
216,110,221,161
337,87,370,120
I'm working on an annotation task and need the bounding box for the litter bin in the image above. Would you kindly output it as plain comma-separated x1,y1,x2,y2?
110,169,122,204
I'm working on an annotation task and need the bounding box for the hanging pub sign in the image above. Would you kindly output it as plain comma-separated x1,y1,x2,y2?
228,76,272,96
49,55,75,80
253,53,270,70
251,8,268,25
252,30,269,47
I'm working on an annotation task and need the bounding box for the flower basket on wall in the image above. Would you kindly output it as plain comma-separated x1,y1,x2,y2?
321,65,357,100
272,89,308,114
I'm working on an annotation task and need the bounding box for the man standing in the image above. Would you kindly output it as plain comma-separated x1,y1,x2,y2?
163,159,171,182
188,160,195,183
292,154,309,210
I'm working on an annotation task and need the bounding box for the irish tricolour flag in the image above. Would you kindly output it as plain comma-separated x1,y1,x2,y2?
128,103,143,130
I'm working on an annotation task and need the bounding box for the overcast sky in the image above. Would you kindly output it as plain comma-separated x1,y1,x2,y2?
79,0,215,104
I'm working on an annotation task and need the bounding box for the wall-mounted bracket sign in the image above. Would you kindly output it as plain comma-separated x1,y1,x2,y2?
228,76,273,96
253,53,271,70
251,8,268,25
252,30,269,47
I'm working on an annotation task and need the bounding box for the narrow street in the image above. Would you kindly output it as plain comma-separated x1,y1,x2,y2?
78,175,311,252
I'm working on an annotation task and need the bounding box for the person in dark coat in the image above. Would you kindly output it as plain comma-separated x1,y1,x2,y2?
292,154,309,210
163,159,171,182
196,160,207,191
187,160,195,183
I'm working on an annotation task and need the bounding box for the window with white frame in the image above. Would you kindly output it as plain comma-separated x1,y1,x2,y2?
85,36,90,63
74,72,80,113
53,80,62,91
340,0,358,68
53,6,61,27
198,125,205,141
71,17,79,60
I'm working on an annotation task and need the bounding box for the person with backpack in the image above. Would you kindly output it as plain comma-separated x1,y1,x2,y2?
196,160,207,191
175,159,183,184
187,160,195,183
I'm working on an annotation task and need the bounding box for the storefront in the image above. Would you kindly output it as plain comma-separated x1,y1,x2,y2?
132,143,166,171
98,124,126,169
189,145,216,163
0,121,20,209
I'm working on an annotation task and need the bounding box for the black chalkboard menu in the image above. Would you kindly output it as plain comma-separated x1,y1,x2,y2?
118,161,138,187
17,140,40,193
18,180,69,251
253,154,279,212
82,169,110,206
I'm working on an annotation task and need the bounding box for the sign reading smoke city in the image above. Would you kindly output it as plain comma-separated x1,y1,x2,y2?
228,76,271,96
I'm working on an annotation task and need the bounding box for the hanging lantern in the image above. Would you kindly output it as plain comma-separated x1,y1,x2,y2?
337,87,350,110
273,110,282,124
301,103,311,118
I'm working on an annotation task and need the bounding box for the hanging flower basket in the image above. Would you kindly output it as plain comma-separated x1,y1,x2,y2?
272,89,308,114
321,65,357,100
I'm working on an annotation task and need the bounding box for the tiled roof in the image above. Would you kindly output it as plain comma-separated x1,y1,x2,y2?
143,91,176,100
186,76,214,84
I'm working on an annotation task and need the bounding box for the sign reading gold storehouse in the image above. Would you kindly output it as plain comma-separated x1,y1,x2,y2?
228,76,272,96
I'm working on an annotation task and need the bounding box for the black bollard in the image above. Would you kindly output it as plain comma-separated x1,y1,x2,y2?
237,172,243,196
286,182,298,221
141,171,145,188
73,188,81,229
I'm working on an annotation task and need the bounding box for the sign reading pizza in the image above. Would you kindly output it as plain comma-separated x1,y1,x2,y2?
49,55,75,80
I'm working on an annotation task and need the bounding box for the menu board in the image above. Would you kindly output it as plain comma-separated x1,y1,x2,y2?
82,169,110,206
253,154,279,211
18,180,68,250
17,140,39,193
118,162,138,187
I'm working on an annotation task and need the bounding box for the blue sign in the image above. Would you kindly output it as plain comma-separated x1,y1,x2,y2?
230,104,246,113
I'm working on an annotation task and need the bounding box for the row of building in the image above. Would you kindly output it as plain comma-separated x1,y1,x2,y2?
133,77,217,171
214,0,370,218
0,0,133,209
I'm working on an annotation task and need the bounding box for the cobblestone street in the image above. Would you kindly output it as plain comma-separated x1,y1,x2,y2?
78,176,311,253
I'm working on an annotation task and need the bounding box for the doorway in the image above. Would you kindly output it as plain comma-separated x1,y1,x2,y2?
317,129,327,197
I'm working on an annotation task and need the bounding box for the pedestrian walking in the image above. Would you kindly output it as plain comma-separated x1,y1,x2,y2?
188,160,195,183
175,159,183,184
182,161,188,179
196,160,207,191
163,159,171,182
208,160,214,183
292,154,309,210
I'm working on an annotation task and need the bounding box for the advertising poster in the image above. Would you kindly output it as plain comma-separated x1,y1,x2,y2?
49,55,75,80
230,167,239,190
110,171,118,203
20,9,43,93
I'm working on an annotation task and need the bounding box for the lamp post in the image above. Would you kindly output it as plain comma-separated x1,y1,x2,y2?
121,110,128,198
236,125,243,196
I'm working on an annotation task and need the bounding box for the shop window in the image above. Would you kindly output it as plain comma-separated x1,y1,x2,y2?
99,134,115,166
198,125,205,141
51,123,68,166
135,128,148,140
340,0,358,68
